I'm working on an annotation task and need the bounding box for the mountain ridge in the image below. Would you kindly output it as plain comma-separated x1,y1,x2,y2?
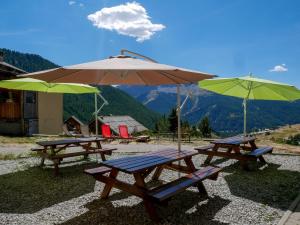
118,84,300,135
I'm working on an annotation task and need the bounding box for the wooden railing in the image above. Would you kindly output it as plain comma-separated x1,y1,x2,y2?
155,132,191,142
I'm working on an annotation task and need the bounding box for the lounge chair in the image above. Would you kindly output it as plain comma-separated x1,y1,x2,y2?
118,125,150,143
101,124,116,141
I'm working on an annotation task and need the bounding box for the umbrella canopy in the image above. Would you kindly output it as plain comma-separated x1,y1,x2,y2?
199,75,300,101
21,53,215,151
21,55,213,85
0,78,99,94
199,75,300,136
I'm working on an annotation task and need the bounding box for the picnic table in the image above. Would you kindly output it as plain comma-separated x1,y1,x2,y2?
195,136,273,170
32,137,117,175
85,148,221,221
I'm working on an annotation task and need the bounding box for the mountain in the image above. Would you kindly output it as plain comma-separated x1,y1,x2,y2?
118,84,300,135
0,48,160,129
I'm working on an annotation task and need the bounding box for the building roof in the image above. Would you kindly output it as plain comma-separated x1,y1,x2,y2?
64,115,84,126
93,115,148,134
0,61,26,75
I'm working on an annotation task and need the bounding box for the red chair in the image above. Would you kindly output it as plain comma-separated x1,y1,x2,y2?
118,125,134,139
101,124,115,140
118,125,151,143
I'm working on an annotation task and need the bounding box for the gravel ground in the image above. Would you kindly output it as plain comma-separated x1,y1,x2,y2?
0,143,299,225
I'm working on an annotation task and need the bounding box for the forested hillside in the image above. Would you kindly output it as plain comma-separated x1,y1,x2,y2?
119,85,300,135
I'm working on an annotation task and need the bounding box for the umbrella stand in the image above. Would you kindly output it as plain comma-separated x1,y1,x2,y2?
243,98,247,137
176,85,181,178
95,93,98,136
94,93,109,137
177,85,181,152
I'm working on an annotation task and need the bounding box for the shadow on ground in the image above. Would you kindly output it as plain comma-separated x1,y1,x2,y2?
0,162,98,213
223,161,300,210
61,190,230,225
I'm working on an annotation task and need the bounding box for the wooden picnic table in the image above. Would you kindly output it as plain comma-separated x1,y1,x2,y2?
195,136,273,170
33,137,117,175
85,148,221,221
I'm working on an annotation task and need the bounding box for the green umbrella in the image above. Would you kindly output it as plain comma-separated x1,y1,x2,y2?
199,75,300,136
0,78,101,136
0,78,99,94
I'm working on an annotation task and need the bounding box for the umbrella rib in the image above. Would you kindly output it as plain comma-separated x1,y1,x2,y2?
263,85,293,101
96,71,108,84
136,71,148,85
159,71,192,84
216,80,246,97
47,69,83,83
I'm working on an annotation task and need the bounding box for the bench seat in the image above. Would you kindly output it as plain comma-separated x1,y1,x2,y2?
84,166,112,176
51,148,117,159
148,166,221,202
194,144,214,151
31,147,45,152
246,146,273,157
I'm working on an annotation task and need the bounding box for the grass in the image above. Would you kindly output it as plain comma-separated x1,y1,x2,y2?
0,153,24,160
0,135,39,144
0,162,98,214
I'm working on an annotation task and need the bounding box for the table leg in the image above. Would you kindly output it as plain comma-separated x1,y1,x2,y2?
249,140,258,150
134,173,159,222
143,200,160,222
152,166,164,181
233,146,250,170
184,157,208,196
40,149,46,167
54,159,59,176
227,147,233,153
101,169,119,199
100,153,106,161
83,143,91,159
258,156,266,163
204,145,219,164
96,140,102,149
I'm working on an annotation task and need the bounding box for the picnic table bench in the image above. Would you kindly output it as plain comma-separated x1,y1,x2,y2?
195,136,273,170
32,137,117,175
85,148,221,221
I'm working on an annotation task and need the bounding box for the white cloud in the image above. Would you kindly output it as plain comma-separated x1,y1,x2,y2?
87,1,165,42
69,1,76,5
269,64,288,72
79,3,84,7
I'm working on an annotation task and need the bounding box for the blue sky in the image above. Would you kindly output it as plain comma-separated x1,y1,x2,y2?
1,0,300,87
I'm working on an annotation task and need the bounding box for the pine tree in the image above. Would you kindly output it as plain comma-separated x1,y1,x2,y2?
198,116,212,138
168,107,178,133
155,115,170,133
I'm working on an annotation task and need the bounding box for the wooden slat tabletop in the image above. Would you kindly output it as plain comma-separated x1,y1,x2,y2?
101,149,198,173
37,137,105,147
211,136,256,145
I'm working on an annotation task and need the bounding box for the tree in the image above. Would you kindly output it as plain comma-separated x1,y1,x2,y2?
181,120,191,134
168,107,178,133
198,116,212,138
190,125,200,137
155,115,170,133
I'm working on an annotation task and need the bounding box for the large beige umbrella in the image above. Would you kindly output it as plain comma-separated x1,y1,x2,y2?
21,50,214,150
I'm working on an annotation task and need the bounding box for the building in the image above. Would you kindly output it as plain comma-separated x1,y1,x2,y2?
0,52,63,136
89,115,148,135
64,115,84,134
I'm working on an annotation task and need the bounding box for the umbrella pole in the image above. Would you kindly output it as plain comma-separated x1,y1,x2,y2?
95,93,98,137
177,85,181,152
243,98,247,137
